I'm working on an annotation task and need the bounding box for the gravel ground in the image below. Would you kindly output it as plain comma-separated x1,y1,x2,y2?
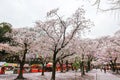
0,71,94,80
107,70,120,78
89,69,120,80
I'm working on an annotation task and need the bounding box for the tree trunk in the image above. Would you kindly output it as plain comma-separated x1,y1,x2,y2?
51,61,56,80
51,52,57,80
113,64,116,72
66,60,69,72
41,63,45,76
81,54,85,76
81,61,85,76
86,61,91,72
110,64,115,72
71,63,74,71
110,60,116,72
15,62,25,80
15,43,27,80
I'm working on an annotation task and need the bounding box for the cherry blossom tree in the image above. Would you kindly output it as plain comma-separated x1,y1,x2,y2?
91,0,120,11
36,8,93,80
0,22,13,60
56,40,76,72
84,39,99,72
0,43,21,61
108,36,120,73
70,38,96,75
94,35,120,73
7,27,43,80
30,37,52,76
75,39,89,76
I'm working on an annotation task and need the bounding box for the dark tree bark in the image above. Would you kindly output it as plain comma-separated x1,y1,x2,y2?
86,57,92,72
109,57,117,72
51,52,57,80
41,63,45,76
16,62,25,79
66,60,69,72
81,61,85,76
81,54,85,77
109,61,116,72
38,8,88,80
15,43,27,80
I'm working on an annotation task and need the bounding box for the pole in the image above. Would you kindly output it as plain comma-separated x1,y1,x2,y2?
96,73,97,80
75,71,76,80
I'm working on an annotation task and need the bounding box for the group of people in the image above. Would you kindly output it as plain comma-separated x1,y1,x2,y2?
100,66,107,73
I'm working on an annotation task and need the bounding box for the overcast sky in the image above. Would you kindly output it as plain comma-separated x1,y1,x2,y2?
0,0,119,38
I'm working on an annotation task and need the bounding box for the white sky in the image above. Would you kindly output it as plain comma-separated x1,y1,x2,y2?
0,0,119,39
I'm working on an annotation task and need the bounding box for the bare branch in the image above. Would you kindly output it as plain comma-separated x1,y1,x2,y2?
56,52,75,62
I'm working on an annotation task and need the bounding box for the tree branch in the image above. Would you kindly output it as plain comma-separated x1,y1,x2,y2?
56,52,75,62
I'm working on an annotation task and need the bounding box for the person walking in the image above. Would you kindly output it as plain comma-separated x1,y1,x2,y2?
103,66,106,73
100,66,102,72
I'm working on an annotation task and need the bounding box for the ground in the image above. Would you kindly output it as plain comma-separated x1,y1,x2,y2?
89,69,120,80
0,69,120,80
0,70,93,80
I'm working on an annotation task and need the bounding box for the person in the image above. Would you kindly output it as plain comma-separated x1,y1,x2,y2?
14,67,18,74
1,67,5,74
103,66,106,73
100,66,102,72
70,63,74,71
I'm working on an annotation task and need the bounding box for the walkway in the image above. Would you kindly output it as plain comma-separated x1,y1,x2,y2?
88,69,120,80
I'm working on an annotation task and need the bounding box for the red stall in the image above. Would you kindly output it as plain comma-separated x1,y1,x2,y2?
0,62,6,74
31,64,41,73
